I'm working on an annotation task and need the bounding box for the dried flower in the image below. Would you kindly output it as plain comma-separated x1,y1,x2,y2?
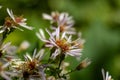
76,58,91,70
102,69,113,80
60,61,70,79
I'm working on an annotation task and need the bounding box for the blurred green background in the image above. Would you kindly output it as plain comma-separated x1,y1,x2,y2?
0,0,120,80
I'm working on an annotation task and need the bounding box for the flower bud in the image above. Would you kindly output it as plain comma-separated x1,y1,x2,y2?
76,58,91,70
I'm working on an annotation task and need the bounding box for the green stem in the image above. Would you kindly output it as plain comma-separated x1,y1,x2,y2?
58,53,65,69
64,69,76,75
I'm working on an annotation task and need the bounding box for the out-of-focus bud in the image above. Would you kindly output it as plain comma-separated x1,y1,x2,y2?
0,6,2,9
76,58,91,70
19,41,30,51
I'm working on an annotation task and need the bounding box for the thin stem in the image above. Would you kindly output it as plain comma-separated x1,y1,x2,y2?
58,53,65,69
64,69,76,75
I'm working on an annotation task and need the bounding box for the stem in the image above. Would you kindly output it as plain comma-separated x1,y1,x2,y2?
58,53,65,69
48,47,56,63
57,72,61,78
64,69,76,75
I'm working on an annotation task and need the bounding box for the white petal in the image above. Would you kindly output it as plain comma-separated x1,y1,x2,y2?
18,23,33,30
2,42,11,51
39,29,46,39
36,32,48,42
56,27,60,40
46,29,55,42
2,63,10,68
42,13,53,20
66,51,81,57
45,44,54,47
65,31,76,35
37,49,45,61
102,69,105,80
61,32,66,40
49,38,58,47
13,26,24,31
59,13,64,21
51,49,60,59
7,8,15,21
0,29,5,33
67,35,72,42
1,72,11,80
70,49,82,52
25,54,32,61
33,49,37,59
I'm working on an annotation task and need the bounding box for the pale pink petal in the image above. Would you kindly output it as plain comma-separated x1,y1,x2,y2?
43,13,53,20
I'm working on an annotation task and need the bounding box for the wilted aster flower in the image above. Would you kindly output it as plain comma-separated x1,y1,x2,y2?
2,8,33,31
76,58,91,70
43,12,75,35
0,62,11,80
36,27,83,59
102,69,113,80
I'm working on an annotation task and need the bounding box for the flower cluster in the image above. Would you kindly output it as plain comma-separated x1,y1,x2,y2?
0,7,113,80
0,7,34,80
36,12,90,79
43,12,75,34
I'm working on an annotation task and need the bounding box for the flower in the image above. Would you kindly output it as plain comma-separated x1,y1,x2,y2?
0,62,11,80
0,42,17,61
43,12,76,35
43,11,59,23
10,59,25,71
60,61,70,79
102,69,113,80
6,8,33,31
76,58,91,70
36,27,84,59
0,17,14,33
11,49,46,80
23,49,44,70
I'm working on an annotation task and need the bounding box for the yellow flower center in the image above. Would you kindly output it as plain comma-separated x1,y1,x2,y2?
56,39,69,52
27,59,38,70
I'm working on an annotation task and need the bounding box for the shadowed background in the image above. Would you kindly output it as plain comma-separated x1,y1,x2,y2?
0,0,120,80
